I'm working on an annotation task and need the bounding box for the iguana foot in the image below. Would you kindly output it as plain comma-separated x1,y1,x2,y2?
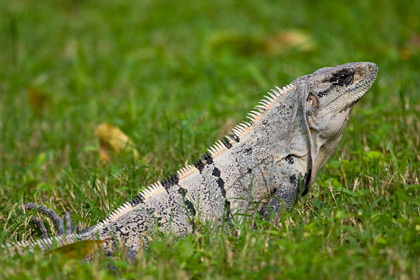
24,203,77,238
29,216,49,239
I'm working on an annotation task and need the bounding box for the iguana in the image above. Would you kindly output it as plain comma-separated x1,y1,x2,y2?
8,62,378,260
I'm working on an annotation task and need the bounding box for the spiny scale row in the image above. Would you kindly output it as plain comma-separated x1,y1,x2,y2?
14,234,79,251
233,83,294,138
207,139,227,157
90,202,135,232
177,165,199,179
140,182,164,199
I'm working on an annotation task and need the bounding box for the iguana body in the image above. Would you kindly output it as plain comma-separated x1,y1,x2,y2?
10,62,378,259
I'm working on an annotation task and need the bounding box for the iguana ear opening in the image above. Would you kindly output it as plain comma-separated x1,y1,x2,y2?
307,94,318,110
305,92,321,131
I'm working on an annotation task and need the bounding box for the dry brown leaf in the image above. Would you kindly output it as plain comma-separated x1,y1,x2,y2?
400,32,420,61
94,122,139,162
264,30,315,54
209,30,314,57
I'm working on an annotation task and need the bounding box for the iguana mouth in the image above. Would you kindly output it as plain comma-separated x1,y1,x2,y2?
343,64,377,106
345,63,378,95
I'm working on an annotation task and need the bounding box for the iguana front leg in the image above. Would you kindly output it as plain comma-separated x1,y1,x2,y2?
261,178,299,220
260,156,309,220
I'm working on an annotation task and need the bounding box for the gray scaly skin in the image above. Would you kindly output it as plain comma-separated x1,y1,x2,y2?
9,62,378,260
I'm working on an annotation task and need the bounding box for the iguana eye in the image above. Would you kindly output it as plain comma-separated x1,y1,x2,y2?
330,70,354,86
338,73,350,81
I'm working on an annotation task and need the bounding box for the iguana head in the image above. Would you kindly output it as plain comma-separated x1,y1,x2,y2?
304,62,378,183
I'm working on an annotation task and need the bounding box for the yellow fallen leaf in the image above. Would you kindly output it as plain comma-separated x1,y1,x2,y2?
49,239,106,259
209,30,314,57
94,123,139,162
27,87,50,114
264,30,315,54
400,32,420,61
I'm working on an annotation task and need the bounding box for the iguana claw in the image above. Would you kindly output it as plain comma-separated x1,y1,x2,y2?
24,203,75,237
29,216,48,239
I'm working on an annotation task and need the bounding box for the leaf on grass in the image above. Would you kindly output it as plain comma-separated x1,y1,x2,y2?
179,237,194,259
365,150,382,160
264,30,315,55
27,87,50,114
209,30,314,57
49,239,105,259
337,187,354,197
400,32,420,61
94,123,139,162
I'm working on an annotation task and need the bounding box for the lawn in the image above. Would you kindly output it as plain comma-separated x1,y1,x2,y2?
0,0,419,279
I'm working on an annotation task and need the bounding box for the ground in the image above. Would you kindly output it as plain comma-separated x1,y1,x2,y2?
0,0,419,279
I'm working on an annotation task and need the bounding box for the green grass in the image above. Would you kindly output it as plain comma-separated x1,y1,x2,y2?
1,0,419,278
